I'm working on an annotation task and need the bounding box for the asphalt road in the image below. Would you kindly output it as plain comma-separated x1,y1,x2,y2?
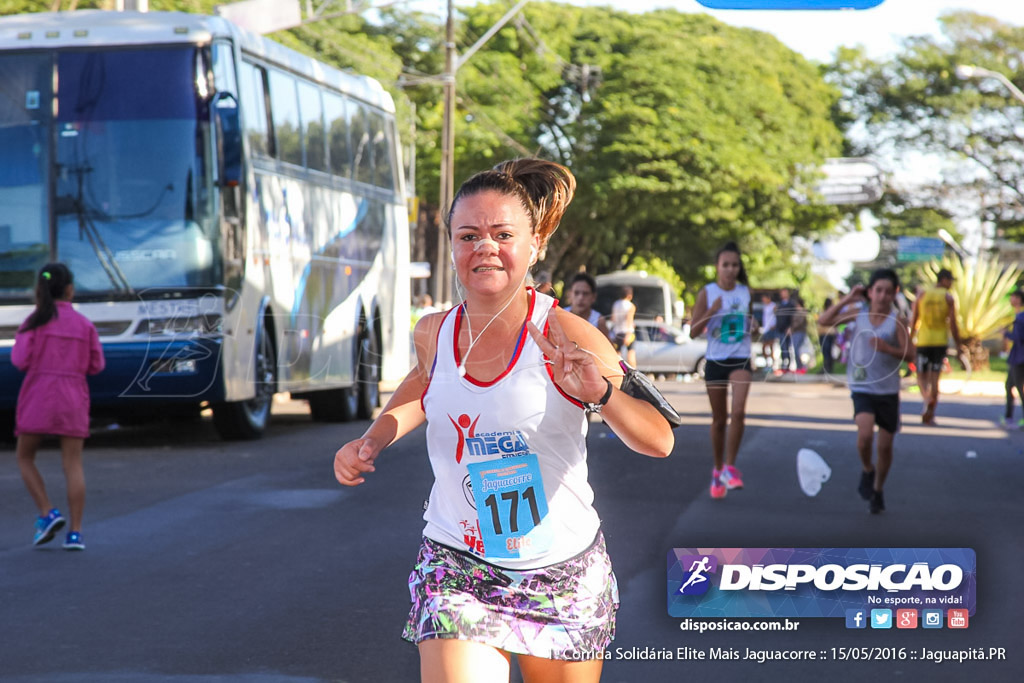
1,378,1020,682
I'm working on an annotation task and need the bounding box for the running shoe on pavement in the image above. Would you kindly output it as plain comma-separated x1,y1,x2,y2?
33,508,65,546
858,469,875,501
63,531,85,551
720,464,744,490
710,469,726,499
869,490,885,514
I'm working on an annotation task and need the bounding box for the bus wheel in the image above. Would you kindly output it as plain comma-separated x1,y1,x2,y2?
213,325,277,440
308,385,358,422
356,331,380,420
0,410,14,443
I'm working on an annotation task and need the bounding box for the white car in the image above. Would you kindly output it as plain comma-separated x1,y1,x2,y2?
631,321,707,379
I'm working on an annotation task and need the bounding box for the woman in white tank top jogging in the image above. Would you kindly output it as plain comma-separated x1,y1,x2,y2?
334,158,673,683
818,269,915,514
687,242,754,500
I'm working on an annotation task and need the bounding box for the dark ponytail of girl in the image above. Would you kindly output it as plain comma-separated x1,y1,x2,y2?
715,241,749,286
21,263,73,332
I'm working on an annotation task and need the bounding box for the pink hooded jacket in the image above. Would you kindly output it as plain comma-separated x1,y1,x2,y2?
12,301,105,438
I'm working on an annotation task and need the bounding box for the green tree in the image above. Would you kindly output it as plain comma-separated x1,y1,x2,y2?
828,11,1024,245
6,1,848,297
546,8,844,285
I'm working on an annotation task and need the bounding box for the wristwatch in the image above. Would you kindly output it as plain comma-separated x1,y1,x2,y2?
585,377,614,414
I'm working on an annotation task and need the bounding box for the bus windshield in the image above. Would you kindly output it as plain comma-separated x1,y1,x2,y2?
0,46,218,301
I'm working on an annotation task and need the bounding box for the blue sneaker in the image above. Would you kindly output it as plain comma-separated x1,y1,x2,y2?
63,531,85,551
33,508,66,546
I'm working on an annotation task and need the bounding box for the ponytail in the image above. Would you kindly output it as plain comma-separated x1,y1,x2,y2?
445,158,576,248
21,263,73,332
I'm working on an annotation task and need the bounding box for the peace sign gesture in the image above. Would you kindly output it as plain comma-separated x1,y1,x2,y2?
527,312,610,405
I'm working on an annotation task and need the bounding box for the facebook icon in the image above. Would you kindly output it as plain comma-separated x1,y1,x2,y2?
845,609,867,629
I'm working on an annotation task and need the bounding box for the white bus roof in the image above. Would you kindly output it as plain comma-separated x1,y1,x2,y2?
596,270,668,285
0,10,394,113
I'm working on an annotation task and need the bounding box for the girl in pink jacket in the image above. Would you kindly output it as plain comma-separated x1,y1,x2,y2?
13,263,105,550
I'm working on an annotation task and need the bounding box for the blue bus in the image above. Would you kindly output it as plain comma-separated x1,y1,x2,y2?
0,10,411,438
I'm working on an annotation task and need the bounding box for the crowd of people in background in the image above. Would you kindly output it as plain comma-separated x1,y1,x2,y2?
407,260,1018,511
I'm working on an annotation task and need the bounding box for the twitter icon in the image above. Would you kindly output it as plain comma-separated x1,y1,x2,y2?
870,609,892,629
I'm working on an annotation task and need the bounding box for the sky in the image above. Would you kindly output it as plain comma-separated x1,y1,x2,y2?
429,0,1024,64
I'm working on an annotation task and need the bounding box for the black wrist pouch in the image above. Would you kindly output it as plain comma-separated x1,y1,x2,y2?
618,361,684,428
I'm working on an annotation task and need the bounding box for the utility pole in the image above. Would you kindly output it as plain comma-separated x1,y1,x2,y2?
433,0,530,307
436,0,457,306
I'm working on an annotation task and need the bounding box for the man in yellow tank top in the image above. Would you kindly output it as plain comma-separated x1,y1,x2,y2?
910,269,961,425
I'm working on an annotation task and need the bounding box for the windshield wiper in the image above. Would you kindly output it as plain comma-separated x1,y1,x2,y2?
55,162,134,295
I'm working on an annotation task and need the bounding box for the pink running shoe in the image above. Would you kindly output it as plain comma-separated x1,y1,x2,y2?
710,469,726,499
720,465,744,490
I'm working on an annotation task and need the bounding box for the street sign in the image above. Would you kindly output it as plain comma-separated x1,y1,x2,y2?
814,158,884,205
897,236,945,262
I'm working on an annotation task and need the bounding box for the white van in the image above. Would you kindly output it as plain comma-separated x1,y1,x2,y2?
594,271,686,326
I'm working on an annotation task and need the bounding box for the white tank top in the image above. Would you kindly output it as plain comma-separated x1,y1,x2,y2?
420,290,600,569
704,282,752,361
566,306,602,328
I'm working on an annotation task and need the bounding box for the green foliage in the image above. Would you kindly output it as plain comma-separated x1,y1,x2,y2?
559,8,844,285
622,254,687,301
828,11,1024,244
3,0,847,295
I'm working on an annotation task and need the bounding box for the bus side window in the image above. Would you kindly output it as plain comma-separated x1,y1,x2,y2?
324,92,351,179
239,61,270,157
350,101,373,185
212,42,237,98
371,111,395,190
297,81,326,172
268,69,302,167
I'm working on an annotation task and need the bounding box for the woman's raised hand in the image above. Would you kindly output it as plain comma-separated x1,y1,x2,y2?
527,313,609,405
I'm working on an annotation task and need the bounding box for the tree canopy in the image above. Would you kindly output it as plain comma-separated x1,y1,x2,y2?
2,0,847,292
828,10,1024,247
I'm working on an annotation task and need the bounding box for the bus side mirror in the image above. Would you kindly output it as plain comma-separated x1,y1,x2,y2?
213,92,242,187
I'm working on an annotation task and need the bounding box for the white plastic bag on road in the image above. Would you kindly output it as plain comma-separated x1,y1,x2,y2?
797,448,831,496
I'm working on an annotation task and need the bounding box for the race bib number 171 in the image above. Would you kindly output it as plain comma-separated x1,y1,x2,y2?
466,453,550,560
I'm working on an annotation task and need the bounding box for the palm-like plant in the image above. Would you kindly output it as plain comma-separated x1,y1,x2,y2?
919,255,1023,370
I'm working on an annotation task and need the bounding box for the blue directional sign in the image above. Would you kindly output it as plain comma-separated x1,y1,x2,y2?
897,236,946,262
696,1,885,9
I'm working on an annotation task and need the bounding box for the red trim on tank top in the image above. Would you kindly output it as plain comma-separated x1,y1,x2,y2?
453,288,537,387
542,315,586,410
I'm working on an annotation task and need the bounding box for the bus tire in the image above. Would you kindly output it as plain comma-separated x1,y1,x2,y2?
356,330,380,420
0,410,14,443
308,385,358,422
213,323,277,440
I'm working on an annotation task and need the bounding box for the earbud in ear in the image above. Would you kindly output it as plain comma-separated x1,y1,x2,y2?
529,246,538,264
450,253,456,269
